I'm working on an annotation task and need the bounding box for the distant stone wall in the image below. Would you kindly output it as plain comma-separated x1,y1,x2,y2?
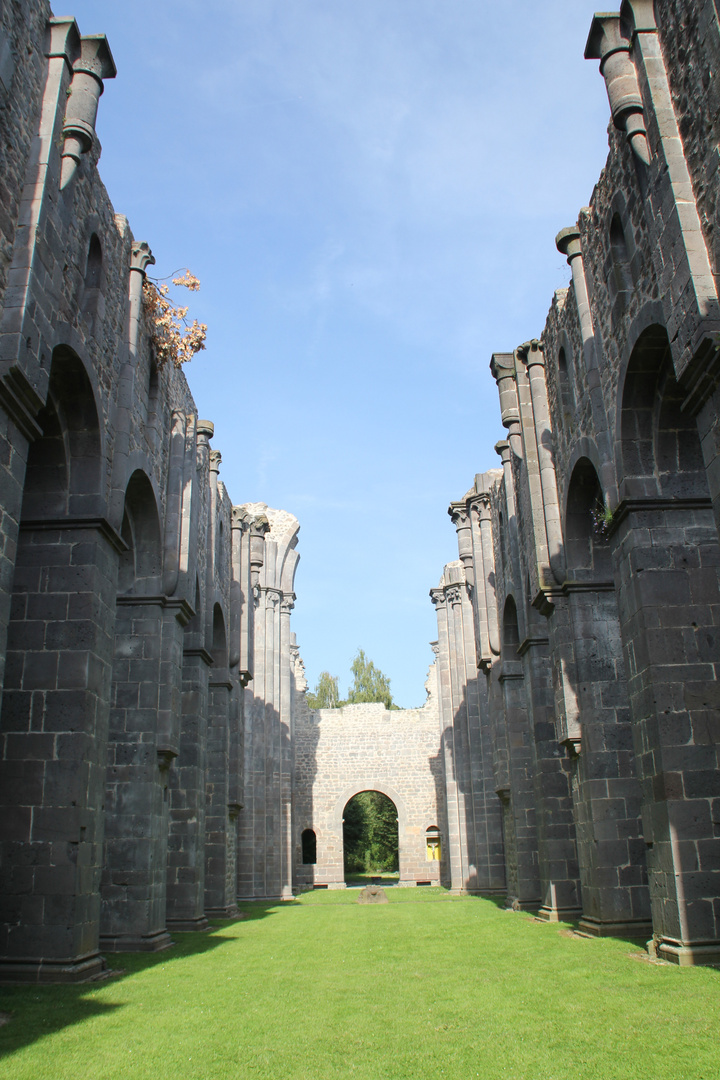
293,665,444,888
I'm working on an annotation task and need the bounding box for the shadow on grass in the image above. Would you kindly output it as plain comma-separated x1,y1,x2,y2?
0,921,249,1062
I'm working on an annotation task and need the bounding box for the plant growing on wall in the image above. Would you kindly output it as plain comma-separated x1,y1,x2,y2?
143,269,207,368
590,499,614,541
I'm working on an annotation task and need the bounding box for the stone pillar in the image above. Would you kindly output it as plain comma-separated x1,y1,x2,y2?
568,581,651,938
279,595,295,900
555,227,618,507
166,646,211,931
59,33,117,190
495,439,582,921
497,641,541,911
432,563,503,895
101,596,174,952
612,500,720,964
237,505,299,901
430,585,464,892
0,519,121,980
166,418,210,931
204,675,236,917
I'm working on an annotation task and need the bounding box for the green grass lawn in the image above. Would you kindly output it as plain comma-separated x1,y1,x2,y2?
1,890,719,1079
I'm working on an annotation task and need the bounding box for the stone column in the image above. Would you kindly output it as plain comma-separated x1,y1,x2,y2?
204,675,236,917
497,648,541,911
166,646,211,931
496,439,581,921
612,500,720,964
101,596,174,953
166,418,210,930
279,595,295,900
555,227,618,507
431,585,464,892
237,505,299,901
0,519,121,981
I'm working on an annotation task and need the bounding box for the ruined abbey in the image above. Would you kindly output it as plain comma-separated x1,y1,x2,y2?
0,0,719,981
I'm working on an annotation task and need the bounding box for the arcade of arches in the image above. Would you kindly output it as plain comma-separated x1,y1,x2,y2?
1,0,720,982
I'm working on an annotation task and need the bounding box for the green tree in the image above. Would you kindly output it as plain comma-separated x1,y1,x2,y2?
306,670,341,710
343,791,399,874
346,649,395,709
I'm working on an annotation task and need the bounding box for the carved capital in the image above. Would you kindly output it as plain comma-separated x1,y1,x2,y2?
585,12,650,164
250,514,270,538
231,505,251,531
448,501,469,527
209,449,222,474
430,589,446,609
556,226,582,264
45,18,81,68
130,241,155,276
196,419,214,445
468,492,492,523
620,0,657,35
516,339,545,368
490,352,515,384
265,589,281,609
60,35,117,190
494,439,511,465
430,641,440,657
280,595,295,615
74,34,117,82
445,585,463,606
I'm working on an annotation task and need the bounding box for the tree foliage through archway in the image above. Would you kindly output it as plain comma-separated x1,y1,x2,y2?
343,791,398,874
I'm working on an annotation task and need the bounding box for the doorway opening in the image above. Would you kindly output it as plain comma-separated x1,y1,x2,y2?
343,790,399,887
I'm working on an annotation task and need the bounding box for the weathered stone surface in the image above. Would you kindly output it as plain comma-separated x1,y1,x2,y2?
0,1,297,979
293,667,444,890
436,0,720,964
357,886,388,904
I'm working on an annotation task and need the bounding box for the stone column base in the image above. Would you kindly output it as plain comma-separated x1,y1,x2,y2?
578,916,653,938
537,905,584,922
100,930,173,953
0,953,106,984
658,940,720,967
166,916,210,932
205,904,239,919
505,898,541,912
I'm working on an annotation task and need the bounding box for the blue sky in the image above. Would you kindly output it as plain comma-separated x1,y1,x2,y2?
69,0,612,706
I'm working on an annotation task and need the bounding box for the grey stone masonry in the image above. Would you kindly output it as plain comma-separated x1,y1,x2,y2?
237,505,299,902
434,0,720,965
0,3,299,980
293,666,444,889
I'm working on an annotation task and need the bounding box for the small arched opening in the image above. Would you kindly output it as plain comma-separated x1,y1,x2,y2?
301,829,317,865
565,457,612,581
557,345,576,420
608,213,633,315
343,790,399,884
502,596,520,660
117,470,162,595
425,826,441,862
82,234,105,320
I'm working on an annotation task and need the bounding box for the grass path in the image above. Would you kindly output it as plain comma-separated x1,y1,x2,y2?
1,890,719,1079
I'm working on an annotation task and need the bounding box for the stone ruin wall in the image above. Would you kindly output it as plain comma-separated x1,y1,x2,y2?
293,662,445,889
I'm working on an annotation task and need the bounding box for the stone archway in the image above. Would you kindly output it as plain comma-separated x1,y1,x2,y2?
293,698,444,891
309,780,433,888
342,789,400,883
